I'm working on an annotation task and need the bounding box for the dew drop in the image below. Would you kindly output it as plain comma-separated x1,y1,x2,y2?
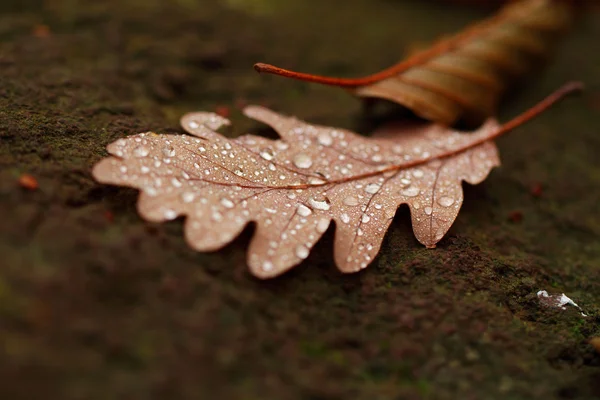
365,183,381,194
164,209,177,220
361,214,371,223
163,146,175,157
293,153,313,169
140,166,150,174
309,177,326,185
297,204,313,217
262,261,273,272
343,196,359,206
340,213,350,224
317,132,333,146
259,148,274,161
188,120,199,129
220,198,235,209
171,178,182,188
371,154,383,162
424,206,433,215
316,218,329,233
412,169,424,178
400,178,411,186
438,196,455,207
181,192,195,203
295,245,309,259
133,146,150,158
401,187,420,197
308,197,331,211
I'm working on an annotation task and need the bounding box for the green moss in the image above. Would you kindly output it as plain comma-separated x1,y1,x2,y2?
0,0,599,399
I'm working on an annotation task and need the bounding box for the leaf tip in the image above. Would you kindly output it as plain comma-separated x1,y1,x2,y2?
180,112,230,133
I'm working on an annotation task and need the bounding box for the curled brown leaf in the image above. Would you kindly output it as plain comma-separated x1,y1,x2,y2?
255,0,575,126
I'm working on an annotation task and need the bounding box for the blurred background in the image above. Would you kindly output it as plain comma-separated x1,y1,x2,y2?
1,1,599,399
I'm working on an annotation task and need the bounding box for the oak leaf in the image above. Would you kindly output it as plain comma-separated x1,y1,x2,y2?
92,83,579,278
255,0,574,126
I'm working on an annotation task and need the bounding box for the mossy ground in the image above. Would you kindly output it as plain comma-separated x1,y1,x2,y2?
1,1,599,399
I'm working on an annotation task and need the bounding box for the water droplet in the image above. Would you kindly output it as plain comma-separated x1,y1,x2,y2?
365,183,381,194
262,261,273,272
361,214,371,223
343,196,359,206
211,211,223,221
140,166,150,174
260,148,274,161
164,209,177,220
133,146,150,158
412,169,424,178
163,146,175,157
220,198,234,209
317,132,332,146
293,153,313,169
188,120,199,129
401,187,420,197
119,166,127,173
400,178,411,186
340,213,350,224
308,197,331,211
171,178,182,188
181,192,195,203
268,163,276,171
309,177,326,185
295,245,309,259
424,206,433,215
438,196,455,207
316,218,329,233
297,204,312,217
371,154,383,162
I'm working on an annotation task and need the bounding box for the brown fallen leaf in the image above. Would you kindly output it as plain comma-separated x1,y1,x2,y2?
92,83,580,278
18,174,39,190
254,0,575,126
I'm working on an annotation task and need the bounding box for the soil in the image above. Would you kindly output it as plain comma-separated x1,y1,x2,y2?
1,1,599,399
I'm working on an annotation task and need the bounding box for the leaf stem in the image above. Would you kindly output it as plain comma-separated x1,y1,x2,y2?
253,7,514,88
485,81,583,142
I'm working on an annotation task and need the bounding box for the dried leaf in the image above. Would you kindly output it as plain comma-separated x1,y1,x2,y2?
254,0,574,125
92,83,580,278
